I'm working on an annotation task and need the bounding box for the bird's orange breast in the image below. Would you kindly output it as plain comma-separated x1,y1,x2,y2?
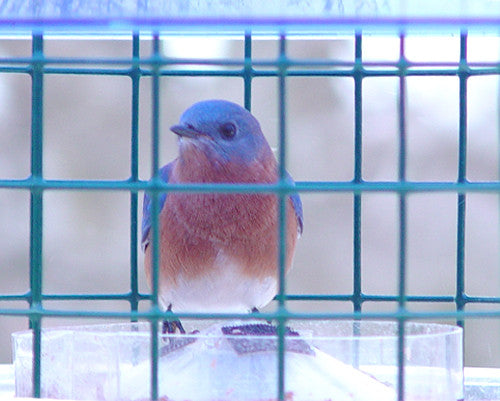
144,192,298,283
144,143,299,290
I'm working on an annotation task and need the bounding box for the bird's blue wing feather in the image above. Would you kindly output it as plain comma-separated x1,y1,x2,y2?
141,162,175,251
285,171,303,235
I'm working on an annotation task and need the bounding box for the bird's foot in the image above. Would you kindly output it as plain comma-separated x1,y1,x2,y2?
162,305,186,335
159,306,198,355
162,319,186,334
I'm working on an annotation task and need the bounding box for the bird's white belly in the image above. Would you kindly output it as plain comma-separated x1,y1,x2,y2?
159,252,277,313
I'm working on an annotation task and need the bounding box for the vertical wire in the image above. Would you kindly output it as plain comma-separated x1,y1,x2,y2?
456,31,468,329
397,32,408,401
130,33,140,317
276,33,288,401
149,33,161,401
29,33,44,399
351,32,364,370
353,32,363,313
244,32,252,112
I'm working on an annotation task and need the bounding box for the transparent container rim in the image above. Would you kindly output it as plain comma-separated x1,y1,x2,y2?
11,319,463,342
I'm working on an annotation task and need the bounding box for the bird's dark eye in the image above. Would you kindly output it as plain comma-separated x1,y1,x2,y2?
219,122,237,139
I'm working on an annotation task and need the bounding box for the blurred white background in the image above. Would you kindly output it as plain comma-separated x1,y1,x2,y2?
0,34,499,367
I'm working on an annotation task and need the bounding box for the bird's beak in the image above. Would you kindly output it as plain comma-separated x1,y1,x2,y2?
170,124,200,139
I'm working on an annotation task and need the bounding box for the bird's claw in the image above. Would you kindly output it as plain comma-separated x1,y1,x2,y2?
162,304,186,335
162,319,186,334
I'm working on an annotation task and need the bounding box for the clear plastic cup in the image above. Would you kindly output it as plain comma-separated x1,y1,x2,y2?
12,320,463,401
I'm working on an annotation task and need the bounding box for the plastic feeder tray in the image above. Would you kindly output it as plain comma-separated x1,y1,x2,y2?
13,320,463,401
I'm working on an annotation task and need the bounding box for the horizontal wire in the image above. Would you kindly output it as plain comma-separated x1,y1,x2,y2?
2,178,500,193
0,66,496,78
2,292,499,304
1,306,500,321
0,56,493,68
0,54,498,77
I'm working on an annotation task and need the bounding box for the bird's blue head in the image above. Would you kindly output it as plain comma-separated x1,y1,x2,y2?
170,100,272,166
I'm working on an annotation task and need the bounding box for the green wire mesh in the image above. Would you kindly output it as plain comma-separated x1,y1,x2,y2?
0,27,500,401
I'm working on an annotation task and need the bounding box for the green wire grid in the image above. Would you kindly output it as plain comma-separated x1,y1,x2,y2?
0,29,500,401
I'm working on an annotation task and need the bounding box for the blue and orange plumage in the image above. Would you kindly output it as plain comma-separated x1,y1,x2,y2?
141,100,303,320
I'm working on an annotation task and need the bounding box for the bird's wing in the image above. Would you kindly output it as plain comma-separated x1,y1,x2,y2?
285,171,304,235
141,162,175,251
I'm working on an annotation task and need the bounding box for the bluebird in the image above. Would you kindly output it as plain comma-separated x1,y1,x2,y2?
141,100,303,333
